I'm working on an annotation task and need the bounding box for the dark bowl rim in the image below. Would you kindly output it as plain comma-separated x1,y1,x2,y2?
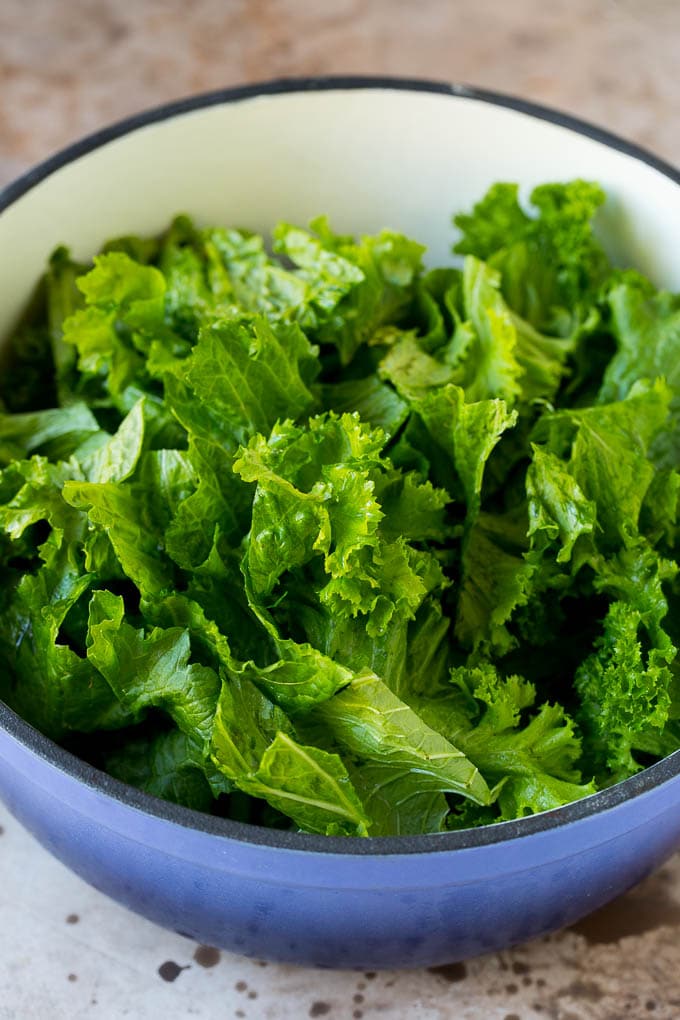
2,73,680,858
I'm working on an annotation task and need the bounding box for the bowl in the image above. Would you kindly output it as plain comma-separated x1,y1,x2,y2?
2,76,680,971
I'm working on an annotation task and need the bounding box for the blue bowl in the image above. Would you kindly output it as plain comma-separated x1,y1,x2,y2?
2,78,680,969
3,702,680,968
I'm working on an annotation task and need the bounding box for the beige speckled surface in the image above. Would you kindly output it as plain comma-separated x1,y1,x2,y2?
2,1,680,1017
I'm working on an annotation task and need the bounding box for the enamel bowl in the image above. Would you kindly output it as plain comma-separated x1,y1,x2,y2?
2,78,680,970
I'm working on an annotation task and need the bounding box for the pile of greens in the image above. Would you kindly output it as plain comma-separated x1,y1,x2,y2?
2,180,679,837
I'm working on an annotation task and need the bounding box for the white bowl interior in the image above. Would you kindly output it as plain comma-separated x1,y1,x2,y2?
0,86,678,341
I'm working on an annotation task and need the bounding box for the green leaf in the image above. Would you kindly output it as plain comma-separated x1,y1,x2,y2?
640,469,680,551
459,256,523,404
576,600,676,780
455,511,534,655
182,540,269,664
77,251,166,310
158,216,236,339
210,676,368,835
164,437,251,567
62,252,170,399
321,374,410,435
0,403,100,466
375,471,450,543
0,456,83,543
378,330,457,403
412,268,462,354
254,732,369,836
288,593,451,706
235,413,385,599
381,260,574,409
314,672,492,807
534,379,672,545
591,538,678,646
210,673,293,774
526,444,597,563
207,225,352,331
133,448,196,535
599,283,680,468
415,383,517,514
318,537,446,638
63,479,173,597
163,315,318,451
229,636,353,717
296,219,425,363
601,284,680,403
346,760,450,835
527,180,609,304
0,554,131,740
87,590,220,745
45,246,88,402
144,592,238,674
454,183,532,261
62,306,145,399
511,313,575,404
455,180,609,332
413,664,596,817
271,222,366,327
105,728,230,811
80,398,146,484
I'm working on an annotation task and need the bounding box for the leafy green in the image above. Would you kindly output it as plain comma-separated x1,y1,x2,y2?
105,728,231,811
235,411,447,638
598,282,680,468
61,251,171,401
321,374,409,435
0,543,131,739
575,600,676,781
378,256,574,412
454,179,609,332
2,182,680,835
526,445,596,564
63,480,173,597
210,676,368,835
0,403,100,466
313,672,492,808
87,590,220,745
411,664,596,818
280,218,424,363
414,383,517,514
164,316,318,447
456,510,534,655
533,379,671,545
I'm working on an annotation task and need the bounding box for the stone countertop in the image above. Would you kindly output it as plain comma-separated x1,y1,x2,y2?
2,1,680,1017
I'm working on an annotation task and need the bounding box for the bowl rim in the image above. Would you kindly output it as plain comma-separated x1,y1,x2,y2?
2,73,680,857
1,74,679,217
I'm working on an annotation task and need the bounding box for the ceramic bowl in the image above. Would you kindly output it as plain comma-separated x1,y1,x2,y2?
2,77,680,970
